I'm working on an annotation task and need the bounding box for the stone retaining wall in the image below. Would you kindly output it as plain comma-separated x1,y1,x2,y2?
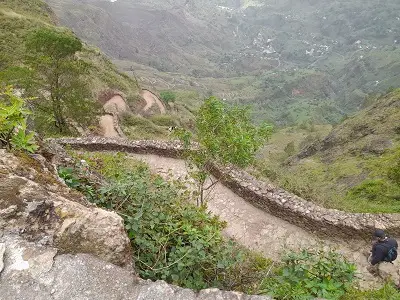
49,137,400,239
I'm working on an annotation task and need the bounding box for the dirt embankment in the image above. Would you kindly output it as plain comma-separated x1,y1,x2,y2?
141,89,166,114
99,94,128,138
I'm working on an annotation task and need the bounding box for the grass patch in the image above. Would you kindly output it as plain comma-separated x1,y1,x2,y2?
149,114,178,127
121,113,168,140
255,114,400,212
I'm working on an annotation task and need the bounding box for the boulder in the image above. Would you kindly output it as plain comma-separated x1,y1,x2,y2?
0,235,271,300
0,150,132,268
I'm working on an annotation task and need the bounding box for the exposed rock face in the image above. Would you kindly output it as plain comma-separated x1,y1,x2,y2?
0,149,132,268
50,137,400,240
0,235,270,300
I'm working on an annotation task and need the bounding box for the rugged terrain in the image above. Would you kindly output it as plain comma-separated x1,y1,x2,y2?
257,90,400,212
45,0,400,125
0,149,268,300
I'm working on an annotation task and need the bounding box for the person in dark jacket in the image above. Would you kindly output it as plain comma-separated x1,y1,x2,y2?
367,229,398,276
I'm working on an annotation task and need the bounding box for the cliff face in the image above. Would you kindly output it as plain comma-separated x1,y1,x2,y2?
0,149,270,300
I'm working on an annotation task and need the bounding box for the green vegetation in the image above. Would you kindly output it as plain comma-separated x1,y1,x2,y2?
159,90,176,103
25,27,98,133
255,90,400,212
149,114,177,127
121,114,167,140
63,151,271,291
59,150,369,298
0,87,38,153
49,0,400,125
260,249,356,300
176,97,272,205
343,283,400,300
0,0,140,137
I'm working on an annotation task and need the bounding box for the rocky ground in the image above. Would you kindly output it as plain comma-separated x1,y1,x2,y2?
0,149,269,300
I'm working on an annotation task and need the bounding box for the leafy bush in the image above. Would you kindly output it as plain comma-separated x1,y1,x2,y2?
0,87,38,153
259,249,356,300
176,97,272,205
58,166,81,189
57,165,96,199
67,152,271,291
160,90,176,103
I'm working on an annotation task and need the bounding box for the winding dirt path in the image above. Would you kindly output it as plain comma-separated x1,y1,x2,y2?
99,95,128,138
98,91,165,138
127,153,400,290
103,94,128,114
141,90,166,114
99,115,118,138
93,92,399,290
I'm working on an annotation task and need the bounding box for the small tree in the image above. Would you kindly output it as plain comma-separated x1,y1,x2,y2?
176,97,272,205
25,28,96,133
0,86,38,153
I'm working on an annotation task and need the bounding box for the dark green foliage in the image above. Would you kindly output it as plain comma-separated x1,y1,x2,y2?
159,91,176,103
25,27,98,133
0,87,38,153
26,27,82,59
65,152,271,291
260,249,356,300
58,167,81,189
57,165,96,198
177,96,272,205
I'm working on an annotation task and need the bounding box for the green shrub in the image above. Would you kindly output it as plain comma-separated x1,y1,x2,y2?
0,87,38,153
160,90,176,103
259,249,356,300
67,152,270,291
97,163,254,289
57,165,96,199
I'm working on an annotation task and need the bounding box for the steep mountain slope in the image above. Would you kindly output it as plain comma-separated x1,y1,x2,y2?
44,0,400,126
257,89,400,213
296,91,400,161
0,0,140,119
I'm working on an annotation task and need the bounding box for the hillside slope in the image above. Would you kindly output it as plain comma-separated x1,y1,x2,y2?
257,90,400,213
0,0,141,136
